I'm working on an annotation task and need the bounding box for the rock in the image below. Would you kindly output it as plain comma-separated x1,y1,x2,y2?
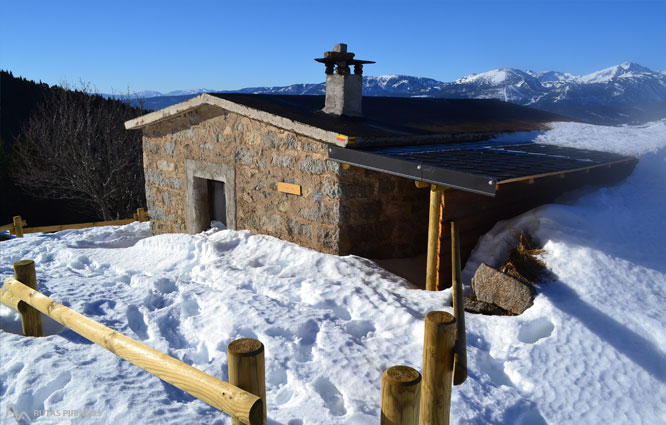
318,228,340,251
150,205,166,220
162,191,172,207
299,157,328,174
271,152,292,168
233,148,253,165
168,178,183,190
164,142,176,155
156,159,174,171
145,169,166,187
285,134,297,149
287,218,311,238
262,130,278,148
472,263,535,314
463,296,513,316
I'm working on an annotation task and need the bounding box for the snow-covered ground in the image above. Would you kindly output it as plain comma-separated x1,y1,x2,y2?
1,121,665,424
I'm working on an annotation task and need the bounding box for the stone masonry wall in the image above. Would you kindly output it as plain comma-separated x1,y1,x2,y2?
140,104,429,258
337,167,429,258
142,104,343,253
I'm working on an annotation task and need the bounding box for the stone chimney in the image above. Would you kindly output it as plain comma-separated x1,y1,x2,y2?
315,44,374,117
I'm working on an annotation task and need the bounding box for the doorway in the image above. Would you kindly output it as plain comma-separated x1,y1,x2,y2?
207,179,226,227
186,159,235,234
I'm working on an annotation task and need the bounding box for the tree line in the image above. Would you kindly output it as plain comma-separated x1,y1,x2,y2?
1,71,147,225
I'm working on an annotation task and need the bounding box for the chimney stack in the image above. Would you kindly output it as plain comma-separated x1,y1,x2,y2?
315,44,374,117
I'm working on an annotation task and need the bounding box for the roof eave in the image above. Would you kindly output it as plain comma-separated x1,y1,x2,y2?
124,94,210,130
124,93,350,147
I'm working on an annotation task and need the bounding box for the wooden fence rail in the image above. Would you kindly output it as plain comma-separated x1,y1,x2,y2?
1,260,264,425
1,208,150,237
0,218,27,235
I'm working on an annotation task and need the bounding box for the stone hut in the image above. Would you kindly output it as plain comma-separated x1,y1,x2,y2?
125,44,636,289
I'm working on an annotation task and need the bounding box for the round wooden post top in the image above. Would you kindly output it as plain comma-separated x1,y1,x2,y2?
228,338,264,357
425,311,456,325
383,365,422,386
14,259,35,268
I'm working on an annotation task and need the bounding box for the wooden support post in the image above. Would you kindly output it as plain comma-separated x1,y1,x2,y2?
419,311,456,425
425,185,444,291
341,163,359,170
381,365,421,425
450,222,468,386
228,338,267,425
12,260,43,337
12,216,24,238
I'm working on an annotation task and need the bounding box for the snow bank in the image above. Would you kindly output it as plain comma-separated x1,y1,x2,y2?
492,119,666,156
1,121,665,424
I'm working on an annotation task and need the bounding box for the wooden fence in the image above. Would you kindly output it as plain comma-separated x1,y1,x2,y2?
380,221,467,425
1,260,265,425
1,208,150,238
0,219,468,424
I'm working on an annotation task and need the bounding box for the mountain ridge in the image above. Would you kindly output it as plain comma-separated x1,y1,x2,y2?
121,62,666,125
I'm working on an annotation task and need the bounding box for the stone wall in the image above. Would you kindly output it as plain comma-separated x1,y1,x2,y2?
140,104,429,258
142,105,342,253
337,167,429,258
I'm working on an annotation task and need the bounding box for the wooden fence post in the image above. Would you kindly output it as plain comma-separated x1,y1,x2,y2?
381,365,421,425
419,311,456,425
134,208,149,222
13,260,43,337
450,221,467,385
228,338,266,425
12,216,24,238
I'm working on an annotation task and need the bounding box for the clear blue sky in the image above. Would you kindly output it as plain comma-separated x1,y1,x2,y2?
2,0,664,93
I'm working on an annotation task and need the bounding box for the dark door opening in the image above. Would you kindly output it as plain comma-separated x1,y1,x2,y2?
207,179,226,227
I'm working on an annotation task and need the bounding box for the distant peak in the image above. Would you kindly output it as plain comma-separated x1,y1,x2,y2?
580,62,654,83
368,74,439,81
619,62,652,72
455,68,526,85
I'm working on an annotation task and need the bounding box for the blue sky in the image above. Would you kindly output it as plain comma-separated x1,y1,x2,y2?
2,0,664,93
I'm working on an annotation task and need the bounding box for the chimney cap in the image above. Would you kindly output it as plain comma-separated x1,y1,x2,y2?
333,43,347,53
315,43,375,75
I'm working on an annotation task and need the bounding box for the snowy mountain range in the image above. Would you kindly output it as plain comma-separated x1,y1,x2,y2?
129,62,666,125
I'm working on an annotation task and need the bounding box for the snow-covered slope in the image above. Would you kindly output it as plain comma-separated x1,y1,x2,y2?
1,121,665,424
578,62,654,83
440,62,666,124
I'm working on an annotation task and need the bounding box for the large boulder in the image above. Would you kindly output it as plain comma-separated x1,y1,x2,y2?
463,295,513,316
472,263,535,315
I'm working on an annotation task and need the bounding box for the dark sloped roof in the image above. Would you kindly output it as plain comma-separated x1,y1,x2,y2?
209,93,572,138
208,93,634,196
128,92,634,197
328,140,637,196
